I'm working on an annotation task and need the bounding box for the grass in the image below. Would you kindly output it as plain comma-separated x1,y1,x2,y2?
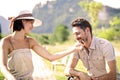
43,41,120,80
0,72,4,80
51,56,120,80
116,57,120,72
0,41,120,80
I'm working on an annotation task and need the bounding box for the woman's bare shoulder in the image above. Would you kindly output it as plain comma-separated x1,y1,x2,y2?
26,36,41,47
0,35,11,44
26,36,35,42
0,35,12,50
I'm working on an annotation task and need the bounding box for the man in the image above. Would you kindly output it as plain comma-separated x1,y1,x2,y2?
65,17,120,80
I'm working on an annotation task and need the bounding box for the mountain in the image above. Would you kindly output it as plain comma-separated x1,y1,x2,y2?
105,6,120,17
32,0,120,34
32,0,87,34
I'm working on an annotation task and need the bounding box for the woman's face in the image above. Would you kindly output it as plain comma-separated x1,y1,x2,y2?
22,19,34,34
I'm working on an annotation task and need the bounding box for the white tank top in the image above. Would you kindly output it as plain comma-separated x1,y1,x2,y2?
8,49,33,80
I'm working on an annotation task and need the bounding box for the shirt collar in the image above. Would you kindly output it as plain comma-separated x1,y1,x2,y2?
89,36,96,50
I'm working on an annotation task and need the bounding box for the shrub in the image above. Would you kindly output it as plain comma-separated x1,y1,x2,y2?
97,28,115,41
53,24,69,43
29,33,51,45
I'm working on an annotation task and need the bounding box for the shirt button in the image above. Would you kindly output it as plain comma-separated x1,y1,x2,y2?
90,66,93,69
92,74,95,77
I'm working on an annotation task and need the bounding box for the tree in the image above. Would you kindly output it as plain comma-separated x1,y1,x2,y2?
109,16,120,40
109,16,120,28
53,24,69,43
98,16,120,40
79,0,103,29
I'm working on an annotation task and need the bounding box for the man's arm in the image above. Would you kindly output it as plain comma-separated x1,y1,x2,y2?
92,60,116,80
65,53,91,80
64,53,79,77
96,41,117,80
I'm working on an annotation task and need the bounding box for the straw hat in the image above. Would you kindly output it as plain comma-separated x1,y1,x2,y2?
9,10,42,28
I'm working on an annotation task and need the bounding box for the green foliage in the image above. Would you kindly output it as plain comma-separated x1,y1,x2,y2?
110,17,120,27
29,33,51,45
0,72,4,80
114,30,120,40
79,1,103,29
53,24,70,43
38,35,49,44
56,75,67,80
97,28,115,41
0,33,7,39
0,33,2,39
116,57,120,72
97,27,120,41
109,17,120,40
48,34,56,45
29,24,70,45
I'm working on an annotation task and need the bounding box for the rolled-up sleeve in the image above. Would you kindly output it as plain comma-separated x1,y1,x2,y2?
102,42,115,62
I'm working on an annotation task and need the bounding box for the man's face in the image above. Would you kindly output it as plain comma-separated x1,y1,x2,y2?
72,27,88,44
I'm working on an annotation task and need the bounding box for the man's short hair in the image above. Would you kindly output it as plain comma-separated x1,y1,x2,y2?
71,17,92,35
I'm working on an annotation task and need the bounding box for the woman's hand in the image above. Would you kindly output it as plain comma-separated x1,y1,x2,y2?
73,42,84,51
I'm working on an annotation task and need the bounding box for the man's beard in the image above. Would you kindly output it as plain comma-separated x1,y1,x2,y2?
77,35,88,44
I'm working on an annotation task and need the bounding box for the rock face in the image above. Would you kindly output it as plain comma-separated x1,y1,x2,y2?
0,16,10,35
32,0,120,34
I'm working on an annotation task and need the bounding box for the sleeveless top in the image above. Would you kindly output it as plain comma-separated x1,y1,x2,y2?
7,37,33,80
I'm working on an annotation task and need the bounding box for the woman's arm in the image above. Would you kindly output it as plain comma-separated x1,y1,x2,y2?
0,38,16,80
30,38,79,61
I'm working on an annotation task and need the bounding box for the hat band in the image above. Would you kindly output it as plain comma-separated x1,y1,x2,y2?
9,14,33,28
16,13,33,20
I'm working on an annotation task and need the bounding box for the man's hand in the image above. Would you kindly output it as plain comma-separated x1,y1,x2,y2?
78,72,91,80
74,76,81,80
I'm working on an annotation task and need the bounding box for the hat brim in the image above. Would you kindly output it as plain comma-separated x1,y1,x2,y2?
17,17,42,27
33,18,42,27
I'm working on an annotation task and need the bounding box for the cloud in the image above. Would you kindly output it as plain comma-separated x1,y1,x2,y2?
94,0,120,9
0,0,49,18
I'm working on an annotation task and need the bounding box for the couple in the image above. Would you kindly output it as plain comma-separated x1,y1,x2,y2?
0,10,119,80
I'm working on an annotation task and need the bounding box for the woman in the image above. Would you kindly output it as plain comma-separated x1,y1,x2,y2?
0,10,80,80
